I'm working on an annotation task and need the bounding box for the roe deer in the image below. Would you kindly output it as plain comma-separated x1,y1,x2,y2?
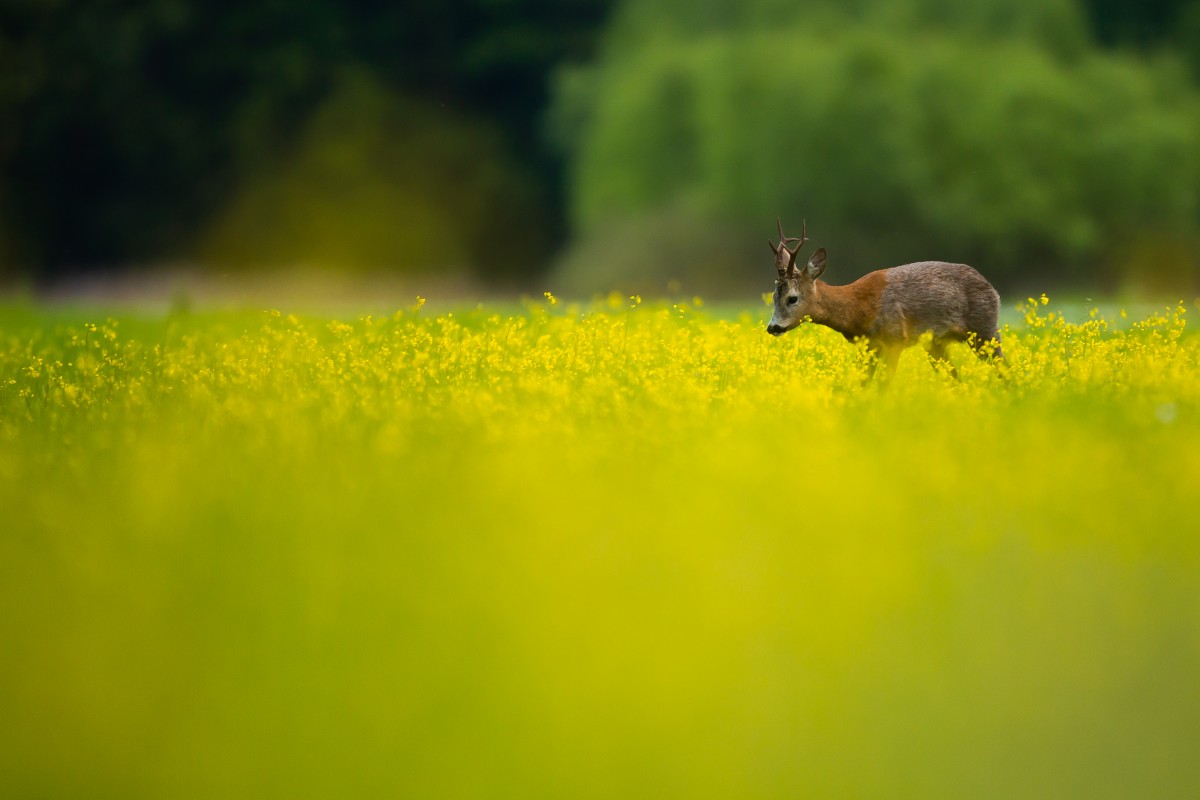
767,219,1003,382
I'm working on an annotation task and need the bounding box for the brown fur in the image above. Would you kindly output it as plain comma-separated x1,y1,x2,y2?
807,271,889,341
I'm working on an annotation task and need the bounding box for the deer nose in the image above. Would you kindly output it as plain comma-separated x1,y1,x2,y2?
767,324,784,336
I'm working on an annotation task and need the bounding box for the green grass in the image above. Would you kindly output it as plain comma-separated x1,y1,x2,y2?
2,296,1199,798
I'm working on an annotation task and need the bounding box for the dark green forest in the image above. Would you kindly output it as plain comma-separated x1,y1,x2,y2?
2,0,1199,292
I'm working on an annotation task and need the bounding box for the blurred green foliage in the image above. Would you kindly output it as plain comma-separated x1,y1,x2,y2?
201,69,551,274
2,0,1200,288
552,0,1200,294
0,0,610,280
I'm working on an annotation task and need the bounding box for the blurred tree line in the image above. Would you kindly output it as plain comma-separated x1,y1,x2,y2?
553,0,1200,294
0,0,610,282
2,0,1199,292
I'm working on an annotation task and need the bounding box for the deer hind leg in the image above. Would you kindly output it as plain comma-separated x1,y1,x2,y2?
967,329,1003,361
927,338,958,380
969,330,1009,380
985,331,1004,363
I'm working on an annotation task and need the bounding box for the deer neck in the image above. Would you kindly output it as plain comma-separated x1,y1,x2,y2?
808,279,878,339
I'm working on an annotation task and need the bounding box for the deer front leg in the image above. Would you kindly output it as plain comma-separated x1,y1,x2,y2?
862,341,901,387
878,345,902,385
862,341,881,385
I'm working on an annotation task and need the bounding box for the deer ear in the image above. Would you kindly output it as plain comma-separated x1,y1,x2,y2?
805,248,827,279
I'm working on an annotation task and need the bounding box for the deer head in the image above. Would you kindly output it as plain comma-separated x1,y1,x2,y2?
767,219,826,336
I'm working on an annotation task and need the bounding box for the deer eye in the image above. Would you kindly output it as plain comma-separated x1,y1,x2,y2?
787,296,799,305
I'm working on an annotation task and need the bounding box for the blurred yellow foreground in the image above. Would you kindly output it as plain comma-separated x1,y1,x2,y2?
2,297,1198,798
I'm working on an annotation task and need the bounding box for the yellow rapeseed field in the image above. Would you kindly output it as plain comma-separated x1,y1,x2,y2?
2,294,1199,798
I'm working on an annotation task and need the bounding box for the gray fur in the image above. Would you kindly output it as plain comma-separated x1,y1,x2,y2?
872,262,1000,350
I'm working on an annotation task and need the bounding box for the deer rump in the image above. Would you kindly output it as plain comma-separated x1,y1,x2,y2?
869,262,1000,347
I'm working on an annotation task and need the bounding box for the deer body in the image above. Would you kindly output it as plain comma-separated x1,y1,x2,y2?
767,220,1002,381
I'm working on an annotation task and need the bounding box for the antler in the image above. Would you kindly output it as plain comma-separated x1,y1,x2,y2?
778,217,804,244
770,218,808,273
783,219,809,277
777,218,788,244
